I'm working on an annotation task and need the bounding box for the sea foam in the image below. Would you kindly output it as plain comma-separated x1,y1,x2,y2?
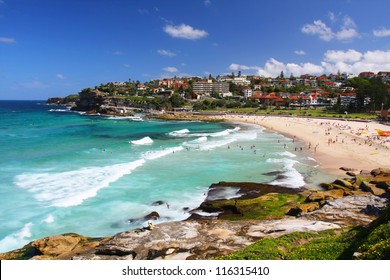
0,223,33,253
141,146,184,160
14,159,146,207
266,158,305,188
131,136,153,145
168,129,190,136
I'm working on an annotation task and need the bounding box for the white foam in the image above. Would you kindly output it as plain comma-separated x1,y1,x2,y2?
142,146,184,160
168,129,190,136
43,215,54,224
14,159,146,207
266,158,305,188
0,223,33,253
48,108,71,112
275,151,297,158
198,138,236,150
106,116,143,121
131,136,153,145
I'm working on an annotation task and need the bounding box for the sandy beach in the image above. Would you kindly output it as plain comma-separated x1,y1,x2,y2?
211,114,390,175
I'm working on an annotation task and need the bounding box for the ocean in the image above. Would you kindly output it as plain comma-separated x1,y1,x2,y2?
0,100,335,253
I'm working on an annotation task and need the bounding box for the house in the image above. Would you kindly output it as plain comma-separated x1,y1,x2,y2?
242,88,253,99
193,80,229,95
359,72,376,79
259,92,284,107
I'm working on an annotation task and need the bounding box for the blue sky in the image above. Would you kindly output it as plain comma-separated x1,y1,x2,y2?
1,0,390,100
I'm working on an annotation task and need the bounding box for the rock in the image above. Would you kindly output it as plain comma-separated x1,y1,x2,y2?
305,192,325,203
144,211,160,220
359,181,386,196
286,202,320,216
302,194,388,226
31,234,81,256
151,201,165,206
323,189,345,200
360,170,372,176
374,181,390,191
346,171,357,177
371,168,390,176
340,167,357,171
286,207,302,216
299,202,320,213
333,179,353,189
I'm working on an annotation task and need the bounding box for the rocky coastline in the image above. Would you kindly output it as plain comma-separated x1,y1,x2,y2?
1,167,389,260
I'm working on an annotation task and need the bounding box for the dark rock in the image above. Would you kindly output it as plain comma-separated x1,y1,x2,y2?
340,167,357,171
359,181,386,196
286,207,302,216
361,205,382,216
151,201,165,206
371,168,390,176
262,171,284,176
374,181,390,191
182,207,190,212
96,245,136,257
346,171,357,177
333,179,353,189
144,211,160,220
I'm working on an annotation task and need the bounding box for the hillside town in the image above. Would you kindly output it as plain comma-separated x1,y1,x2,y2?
49,71,390,119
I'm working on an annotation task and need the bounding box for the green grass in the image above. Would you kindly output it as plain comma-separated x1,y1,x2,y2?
202,107,377,119
207,193,306,221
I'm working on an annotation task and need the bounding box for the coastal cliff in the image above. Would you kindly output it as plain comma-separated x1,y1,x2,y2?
1,168,389,260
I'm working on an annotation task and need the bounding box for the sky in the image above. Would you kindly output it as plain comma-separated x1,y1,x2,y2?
1,0,390,100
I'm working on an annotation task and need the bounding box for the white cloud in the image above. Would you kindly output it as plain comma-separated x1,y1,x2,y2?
56,73,66,80
373,28,390,37
256,58,324,77
324,49,362,63
0,37,16,44
302,15,359,42
295,50,306,56
302,20,334,41
163,23,208,40
233,49,390,78
229,63,260,71
163,66,178,73
157,49,176,57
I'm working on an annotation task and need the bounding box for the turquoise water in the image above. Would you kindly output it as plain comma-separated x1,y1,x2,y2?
0,101,334,253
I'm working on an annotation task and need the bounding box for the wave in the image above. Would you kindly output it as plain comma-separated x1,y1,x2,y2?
266,158,305,188
105,116,143,121
168,127,241,139
0,223,33,253
142,146,184,160
43,214,54,224
275,151,297,158
168,129,190,136
131,136,153,145
48,108,71,113
14,159,146,208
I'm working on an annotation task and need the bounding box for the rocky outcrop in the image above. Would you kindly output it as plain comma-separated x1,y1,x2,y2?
74,89,107,113
1,168,389,260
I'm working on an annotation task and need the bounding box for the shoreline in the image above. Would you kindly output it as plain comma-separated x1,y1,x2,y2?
202,114,390,176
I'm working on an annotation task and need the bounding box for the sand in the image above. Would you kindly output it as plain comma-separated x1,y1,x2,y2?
210,114,390,176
